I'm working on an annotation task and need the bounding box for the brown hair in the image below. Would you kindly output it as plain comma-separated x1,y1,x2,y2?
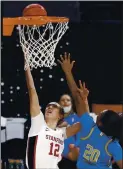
59,93,74,114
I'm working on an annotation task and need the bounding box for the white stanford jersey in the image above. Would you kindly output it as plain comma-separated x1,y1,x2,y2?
26,112,67,169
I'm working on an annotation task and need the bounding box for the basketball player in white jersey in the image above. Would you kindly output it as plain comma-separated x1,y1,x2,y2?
25,64,81,169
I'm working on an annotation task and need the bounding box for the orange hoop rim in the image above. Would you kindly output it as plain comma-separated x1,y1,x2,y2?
3,16,69,36
3,16,69,26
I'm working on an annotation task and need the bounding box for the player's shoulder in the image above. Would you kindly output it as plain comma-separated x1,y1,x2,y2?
89,113,97,123
108,140,122,153
109,140,121,148
66,112,79,121
65,112,77,117
80,112,95,122
72,113,79,118
108,139,122,155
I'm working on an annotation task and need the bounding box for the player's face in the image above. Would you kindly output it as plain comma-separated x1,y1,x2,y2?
45,104,62,121
59,94,72,107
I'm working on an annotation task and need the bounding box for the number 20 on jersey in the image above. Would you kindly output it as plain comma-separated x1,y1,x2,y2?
83,144,100,163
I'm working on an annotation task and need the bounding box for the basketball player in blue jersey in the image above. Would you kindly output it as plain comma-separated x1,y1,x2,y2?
58,53,123,169
58,94,80,169
59,94,80,157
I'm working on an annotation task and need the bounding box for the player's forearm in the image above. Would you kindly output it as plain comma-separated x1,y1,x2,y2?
25,67,35,90
66,122,81,138
64,71,78,99
75,98,89,116
78,89,90,114
25,67,40,117
64,71,87,116
83,99,90,113
82,100,90,114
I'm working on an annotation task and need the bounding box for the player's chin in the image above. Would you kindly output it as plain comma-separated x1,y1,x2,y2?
45,112,52,118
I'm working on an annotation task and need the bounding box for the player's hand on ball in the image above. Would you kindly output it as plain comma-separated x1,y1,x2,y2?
57,53,75,73
77,80,89,101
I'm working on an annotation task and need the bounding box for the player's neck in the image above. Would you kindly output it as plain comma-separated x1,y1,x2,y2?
64,111,71,118
46,120,57,130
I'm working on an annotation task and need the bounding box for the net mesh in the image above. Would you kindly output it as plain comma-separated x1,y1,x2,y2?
18,22,68,70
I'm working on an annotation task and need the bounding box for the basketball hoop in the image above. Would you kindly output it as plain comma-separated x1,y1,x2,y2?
3,4,69,70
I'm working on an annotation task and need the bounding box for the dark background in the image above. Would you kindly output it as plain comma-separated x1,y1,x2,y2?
1,0,123,162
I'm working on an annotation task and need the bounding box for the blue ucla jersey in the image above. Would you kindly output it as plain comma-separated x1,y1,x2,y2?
77,113,122,169
62,113,80,157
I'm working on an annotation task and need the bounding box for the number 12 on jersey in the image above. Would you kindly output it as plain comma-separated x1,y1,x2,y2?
49,142,60,157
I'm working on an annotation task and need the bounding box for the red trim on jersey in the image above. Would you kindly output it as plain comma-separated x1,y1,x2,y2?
33,136,38,169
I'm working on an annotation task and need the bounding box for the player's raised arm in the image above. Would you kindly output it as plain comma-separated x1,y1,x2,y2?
58,53,89,116
25,66,40,117
58,53,77,99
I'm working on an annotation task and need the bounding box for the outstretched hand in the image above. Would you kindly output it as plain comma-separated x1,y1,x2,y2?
77,80,89,101
57,53,75,73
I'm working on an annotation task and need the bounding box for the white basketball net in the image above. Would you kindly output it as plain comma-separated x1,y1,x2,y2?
18,22,68,70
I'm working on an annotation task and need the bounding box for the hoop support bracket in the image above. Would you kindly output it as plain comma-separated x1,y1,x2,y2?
3,25,14,36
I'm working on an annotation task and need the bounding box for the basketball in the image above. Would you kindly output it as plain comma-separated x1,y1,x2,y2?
22,4,47,16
